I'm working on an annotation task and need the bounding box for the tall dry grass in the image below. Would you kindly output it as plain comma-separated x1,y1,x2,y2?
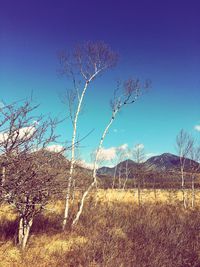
1,190,200,267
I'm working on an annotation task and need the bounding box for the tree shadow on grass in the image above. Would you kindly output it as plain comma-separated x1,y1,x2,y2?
0,218,18,241
31,213,63,235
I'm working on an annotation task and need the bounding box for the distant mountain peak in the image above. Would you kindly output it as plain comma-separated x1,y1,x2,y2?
145,153,180,171
97,152,199,176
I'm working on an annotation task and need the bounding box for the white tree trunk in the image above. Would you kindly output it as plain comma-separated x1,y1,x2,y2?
71,78,139,226
72,109,118,226
63,81,89,230
2,166,5,186
181,166,187,209
191,176,195,208
1,166,6,201
112,165,117,189
18,217,33,250
118,166,122,189
122,160,129,190
63,72,99,230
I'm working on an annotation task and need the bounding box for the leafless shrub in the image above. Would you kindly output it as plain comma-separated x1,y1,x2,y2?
0,100,64,249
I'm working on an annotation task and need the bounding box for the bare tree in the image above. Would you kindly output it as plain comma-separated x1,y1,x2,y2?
72,78,149,226
122,158,131,190
59,41,117,230
133,144,145,205
117,148,131,190
111,148,126,189
111,160,118,189
0,100,63,249
189,140,200,208
111,149,127,189
176,129,193,208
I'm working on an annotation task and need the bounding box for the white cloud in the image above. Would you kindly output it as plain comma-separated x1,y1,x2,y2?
134,143,144,150
46,144,64,153
0,132,8,142
88,142,157,166
0,126,35,143
79,144,130,169
96,143,129,162
18,126,35,139
97,147,117,161
118,143,128,151
194,125,200,132
79,160,94,170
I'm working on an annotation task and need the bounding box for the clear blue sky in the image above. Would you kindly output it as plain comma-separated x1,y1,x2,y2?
1,0,200,164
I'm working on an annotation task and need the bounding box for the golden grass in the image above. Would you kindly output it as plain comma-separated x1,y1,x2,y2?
1,189,200,267
0,205,17,221
96,188,200,205
0,241,20,267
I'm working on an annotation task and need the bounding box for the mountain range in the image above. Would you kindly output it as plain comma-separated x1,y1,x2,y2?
97,153,200,177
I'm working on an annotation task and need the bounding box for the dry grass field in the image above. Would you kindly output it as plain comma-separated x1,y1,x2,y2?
1,189,200,267
96,188,200,206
